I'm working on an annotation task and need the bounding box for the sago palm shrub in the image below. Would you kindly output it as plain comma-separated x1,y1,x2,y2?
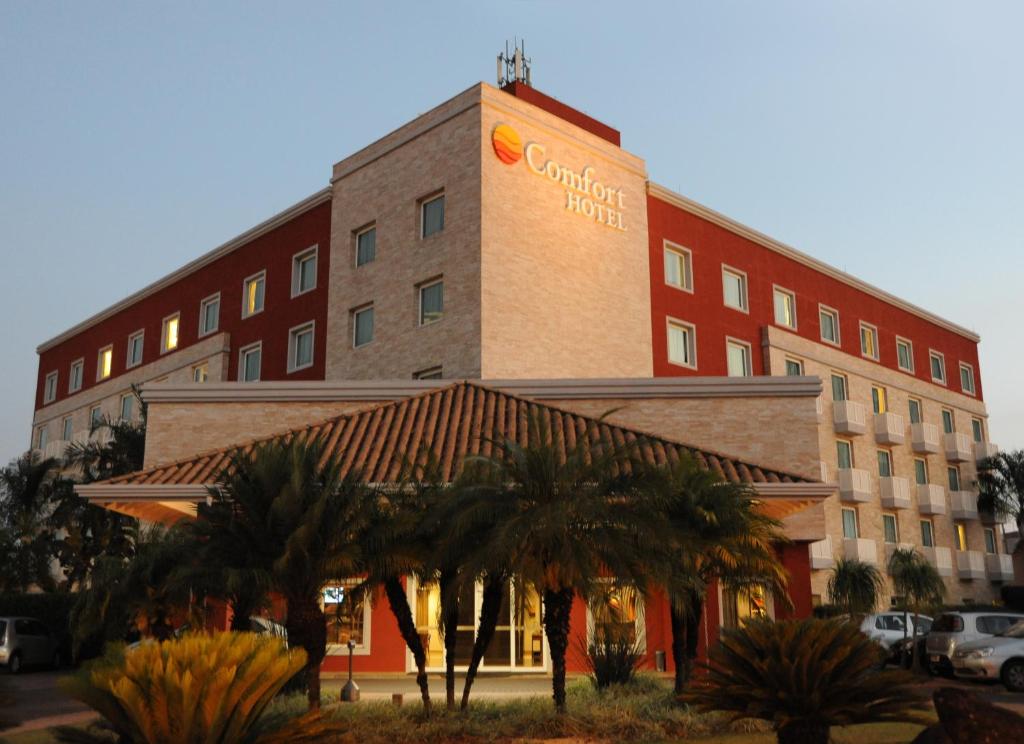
683,617,928,744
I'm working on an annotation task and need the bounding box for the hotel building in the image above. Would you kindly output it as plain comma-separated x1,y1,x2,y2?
28,72,1010,674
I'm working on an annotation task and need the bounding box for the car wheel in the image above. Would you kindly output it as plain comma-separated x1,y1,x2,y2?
1002,660,1024,693
8,652,22,674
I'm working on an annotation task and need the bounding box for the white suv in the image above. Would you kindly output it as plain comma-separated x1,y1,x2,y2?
926,610,1024,676
860,612,932,651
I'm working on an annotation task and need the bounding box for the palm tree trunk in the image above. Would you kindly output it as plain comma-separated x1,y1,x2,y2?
910,611,919,671
542,587,574,713
283,595,327,711
461,573,505,710
384,576,431,712
778,721,829,744
669,600,688,694
438,569,459,710
683,588,703,687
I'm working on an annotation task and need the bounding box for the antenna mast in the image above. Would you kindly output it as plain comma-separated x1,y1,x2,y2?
497,39,532,87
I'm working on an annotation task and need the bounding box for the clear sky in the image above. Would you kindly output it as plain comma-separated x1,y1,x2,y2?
1,1,1021,465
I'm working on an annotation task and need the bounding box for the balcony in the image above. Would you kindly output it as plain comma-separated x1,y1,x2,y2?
945,432,973,462
838,468,872,503
833,400,867,435
884,542,915,568
956,550,985,580
985,553,1014,582
809,536,835,571
922,546,953,577
880,477,911,509
950,491,979,520
916,484,947,515
911,422,941,454
975,441,998,463
843,537,878,565
874,412,906,445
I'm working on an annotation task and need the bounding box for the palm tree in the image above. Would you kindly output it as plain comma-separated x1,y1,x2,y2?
63,386,147,482
194,438,367,711
978,450,1024,535
0,453,61,593
888,548,945,670
828,558,885,618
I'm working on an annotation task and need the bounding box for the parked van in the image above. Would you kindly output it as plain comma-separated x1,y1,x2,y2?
0,617,61,673
926,610,1024,676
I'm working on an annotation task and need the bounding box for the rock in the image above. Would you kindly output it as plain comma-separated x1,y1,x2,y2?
930,687,1024,742
909,723,952,744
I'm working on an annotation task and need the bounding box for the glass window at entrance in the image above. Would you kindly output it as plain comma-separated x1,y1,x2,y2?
590,585,641,645
722,585,770,629
323,580,366,648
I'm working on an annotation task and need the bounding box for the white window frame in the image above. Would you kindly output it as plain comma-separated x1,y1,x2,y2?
877,448,893,477
43,371,58,404
941,407,955,434
413,366,443,380
238,342,262,383
323,580,373,656
920,519,935,548
784,357,804,376
836,439,855,469
119,393,133,422
772,285,797,329
62,416,73,442
830,372,849,402
914,457,928,485
585,581,647,654
96,344,113,381
352,305,374,348
36,425,47,450
198,293,220,338
818,304,841,346
287,321,316,373
160,313,180,354
241,270,266,319
841,507,859,539
663,241,693,293
984,527,996,555
882,513,899,544
89,405,103,430
725,337,753,377
959,362,976,396
859,321,879,361
665,317,697,370
68,358,84,393
721,265,749,313
895,336,914,373
420,192,445,239
908,397,923,424
126,329,145,368
192,362,209,383
355,224,377,267
971,417,985,443
418,279,444,326
929,350,947,385
291,245,318,298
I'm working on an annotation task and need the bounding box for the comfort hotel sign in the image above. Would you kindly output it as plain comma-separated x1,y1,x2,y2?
492,124,627,231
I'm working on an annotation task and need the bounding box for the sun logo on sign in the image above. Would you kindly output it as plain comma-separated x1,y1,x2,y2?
492,124,522,165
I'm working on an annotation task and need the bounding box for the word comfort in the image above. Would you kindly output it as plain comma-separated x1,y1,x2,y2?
525,143,627,231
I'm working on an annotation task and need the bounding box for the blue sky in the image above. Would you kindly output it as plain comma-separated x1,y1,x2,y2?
1,1,1021,464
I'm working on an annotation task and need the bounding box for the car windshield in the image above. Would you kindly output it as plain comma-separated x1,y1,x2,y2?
999,620,1024,638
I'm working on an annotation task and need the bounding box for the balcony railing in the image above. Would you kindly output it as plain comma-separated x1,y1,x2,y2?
838,468,872,503
809,536,835,571
945,432,973,462
833,400,867,435
950,491,979,520
916,484,947,515
911,422,941,454
975,441,998,463
985,553,1014,582
956,550,985,580
874,412,905,445
880,477,911,509
843,537,878,565
922,546,953,577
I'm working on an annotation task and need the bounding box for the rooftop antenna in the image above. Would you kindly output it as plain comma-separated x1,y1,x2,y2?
497,39,531,87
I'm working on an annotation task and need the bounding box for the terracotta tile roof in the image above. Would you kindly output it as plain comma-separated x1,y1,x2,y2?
103,381,812,488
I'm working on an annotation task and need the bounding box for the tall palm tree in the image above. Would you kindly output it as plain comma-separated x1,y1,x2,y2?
194,438,367,711
828,558,885,618
978,450,1024,535
888,548,945,670
647,455,789,693
0,453,60,593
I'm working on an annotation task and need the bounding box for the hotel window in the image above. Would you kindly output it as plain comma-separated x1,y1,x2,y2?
36,426,48,450
69,359,83,393
323,581,369,651
242,272,266,318
859,322,879,361
161,314,180,353
920,519,935,548
908,397,922,424
96,345,113,381
292,246,317,297
355,225,376,267
89,405,103,429
726,339,752,377
413,366,443,380
666,320,696,369
941,408,954,434
959,363,975,395
947,466,961,492
842,507,859,539
929,350,946,384
62,416,73,442
954,523,968,551
353,306,374,348
830,373,848,402
419,280,444,325
971,418,984,443
773,287,797,329
914,458,928,485
896,337,914,373
43,371,58,404
199,294,220,337
126,330,144,368
421,193,445,238
192,363,209,383
836,440,854,469
663,243,693,291
984,528,996,554
883,513,899,544
784,358,803,376
239,343,262,382
819,305,840,345
288,322,315,372
721,266,748,312
877,449,893,478
119,393,133,422
871,385,887,414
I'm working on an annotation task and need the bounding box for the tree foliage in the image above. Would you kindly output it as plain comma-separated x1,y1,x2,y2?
978,450,1024,535
827,558,885,617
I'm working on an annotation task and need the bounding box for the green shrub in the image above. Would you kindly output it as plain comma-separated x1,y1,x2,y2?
580,635,645,688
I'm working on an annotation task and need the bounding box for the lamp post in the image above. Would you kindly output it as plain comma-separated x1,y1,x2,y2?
341,639,359,702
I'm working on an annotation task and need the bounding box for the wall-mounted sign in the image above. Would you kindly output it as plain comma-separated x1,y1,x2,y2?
492,124,626,232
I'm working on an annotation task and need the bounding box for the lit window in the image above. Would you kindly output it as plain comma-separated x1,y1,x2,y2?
69,359,84,393
954,523,967,551
242,272,266,318
62,416,73,442
356,226,376,267
860,323,878,361
161,314,180,353
947,466,961,491
819,306,840,345
959,363,975,395
971,418,984,443
90,405,103,429
421,194,445,238
126,330,144,368
830,373,848,402
842,508,859,539
726,339,751,377
871,385,887,414
908,398,922,424
323,581,369,650
784,358,803,376
36,426,48,450
120,394,133,422
664,243,692,291
192,363,209,383
419,281,444,325
43,372,58,404
929,351,946,384
292,247,317,297
920,520,934,548
721,267,748,312
984,528,996,554
199,295,220,337
667,320,696,368
883,513,898,544
239,343,261,382
896,338,914,373
773,287,796,329
877,450,893,478
837,440,853,469
941,408,954,434
97,346,113,381
590,585,642,646
353,306,374,348
914,458,928,485
289,322,315,372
